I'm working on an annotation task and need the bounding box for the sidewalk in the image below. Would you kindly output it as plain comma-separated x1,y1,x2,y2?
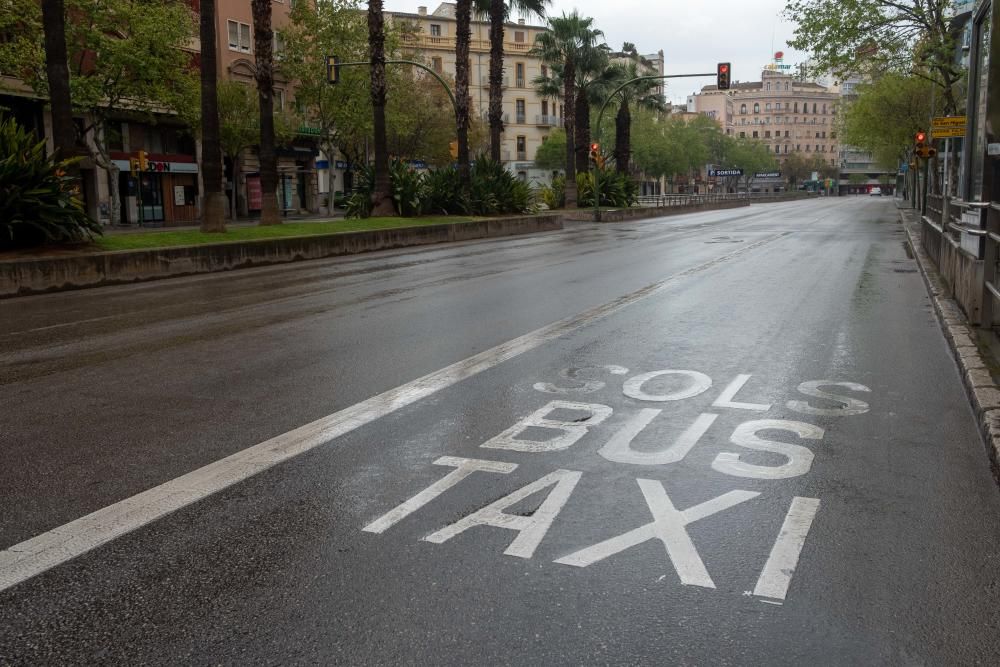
897,201,1000,481
105,209,347,235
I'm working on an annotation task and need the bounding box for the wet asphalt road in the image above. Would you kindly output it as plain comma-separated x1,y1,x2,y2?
2,197,1000,664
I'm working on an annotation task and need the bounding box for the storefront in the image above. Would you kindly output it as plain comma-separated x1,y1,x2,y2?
112,157,199,226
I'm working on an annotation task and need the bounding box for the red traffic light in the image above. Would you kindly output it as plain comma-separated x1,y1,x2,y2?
590,143,599,151
717,62,731,91
915,131,926,144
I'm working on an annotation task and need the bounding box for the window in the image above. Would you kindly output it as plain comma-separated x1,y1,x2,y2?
765,103,772,111
766,82,771,91
430,24,441,36
784,145,789,153
775,102,781,110
813,103,817,113
765,130,771,138
793,103,798,113
275,88,285,111
514,31,525,43
516,135,526,159
515,63,525,87
273,31,285,59
785,82,790,91
775,145,780,153
541,100,548,116
806,145,811,151
752,130,759,138
432,57,442,73
753,103,760,113
515,99,525,123
228,20,251,53
796,144,801,151
822,104,827,114
740,104,747,114
739,131,746,138
785,131,790,137
815,132,820,138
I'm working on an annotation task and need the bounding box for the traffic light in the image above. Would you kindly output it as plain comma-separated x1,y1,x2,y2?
913,130,937,159
717,62,731,91
589,142,600,164
326,55,341,84
449,140,458,159
137,150,148,172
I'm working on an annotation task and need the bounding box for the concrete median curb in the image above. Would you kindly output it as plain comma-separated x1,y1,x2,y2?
0,214,563,298
898,205,1000,482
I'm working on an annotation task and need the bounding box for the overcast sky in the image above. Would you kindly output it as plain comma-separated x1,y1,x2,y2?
381,0,807,104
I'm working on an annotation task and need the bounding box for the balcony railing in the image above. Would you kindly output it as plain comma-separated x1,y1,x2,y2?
515,77,526,88
516,151,527,161
515,113,526,124
535,114,559,126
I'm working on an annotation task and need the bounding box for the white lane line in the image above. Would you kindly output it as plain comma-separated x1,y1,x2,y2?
0,230,791,593
753,497,821,600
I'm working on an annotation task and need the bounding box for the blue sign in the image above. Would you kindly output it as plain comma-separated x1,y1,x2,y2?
315,160,330,169
409,160,428,169
335,160,350,169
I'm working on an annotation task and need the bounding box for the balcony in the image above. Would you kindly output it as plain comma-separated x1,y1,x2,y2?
515,77,526,88
516,151,527,161
535,114,559,127
480,76,510,89
515,113,526,124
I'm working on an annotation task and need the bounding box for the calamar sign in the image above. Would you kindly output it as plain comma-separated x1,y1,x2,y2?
765,50,792,71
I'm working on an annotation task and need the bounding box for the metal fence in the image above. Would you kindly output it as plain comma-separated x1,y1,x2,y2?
635,192,817,208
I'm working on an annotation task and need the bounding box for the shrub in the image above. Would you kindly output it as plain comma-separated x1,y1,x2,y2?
389,160,427,217
345,164,374,219
576,168,638,208
467,156,536,216
0,117,100,249
422,167,469,215
539,175,565,210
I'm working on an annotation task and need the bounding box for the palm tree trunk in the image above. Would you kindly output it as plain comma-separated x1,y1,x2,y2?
455,0,472,187
574,88,590,175
41,0,76,171
563,60,577,208
252,0,281,225
368,0,394,216
200,0,226,232
487,0,504,162
615,100,630,175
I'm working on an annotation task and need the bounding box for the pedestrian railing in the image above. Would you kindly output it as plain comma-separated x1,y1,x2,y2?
635,192,815,208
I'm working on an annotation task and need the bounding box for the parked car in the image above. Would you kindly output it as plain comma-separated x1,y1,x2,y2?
870,187,882,196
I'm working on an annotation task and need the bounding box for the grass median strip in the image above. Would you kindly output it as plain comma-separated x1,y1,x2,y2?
93,216,480,251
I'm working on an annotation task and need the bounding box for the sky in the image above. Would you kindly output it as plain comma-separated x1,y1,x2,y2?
381,0,808,105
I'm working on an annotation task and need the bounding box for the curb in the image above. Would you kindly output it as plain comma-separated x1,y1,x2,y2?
898,205,1000,481
0,214,562,298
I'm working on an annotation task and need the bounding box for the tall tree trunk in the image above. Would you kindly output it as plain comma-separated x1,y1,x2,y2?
487,0,504,162
574,88,590,175
615,100,630,175
252,0,281,225
41,0,76,174
368,0,394,216
455,0,472,187
563,60,577,208
200,0,226,232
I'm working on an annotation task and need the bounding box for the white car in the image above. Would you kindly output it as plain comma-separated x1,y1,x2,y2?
870,187,882,196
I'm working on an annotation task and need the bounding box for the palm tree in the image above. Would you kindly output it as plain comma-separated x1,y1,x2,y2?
474,0,549,162
251,0,280,225
606,57,665,175
530,12,603,207
368,0,394,216
40,0,75,165
571,44,613,175
199,0,226,232
455,0,472,186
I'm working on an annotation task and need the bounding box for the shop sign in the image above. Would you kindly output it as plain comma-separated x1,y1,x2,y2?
754,171,782,178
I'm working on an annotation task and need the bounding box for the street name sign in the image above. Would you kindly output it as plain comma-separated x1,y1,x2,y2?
932,116,967,138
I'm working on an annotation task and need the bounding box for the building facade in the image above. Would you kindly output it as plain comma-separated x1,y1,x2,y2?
693,68,841,191
388,3,561,185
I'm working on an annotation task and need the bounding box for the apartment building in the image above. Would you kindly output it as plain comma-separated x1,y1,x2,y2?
388,3,560,184
693,68,841,191
217,0,321,218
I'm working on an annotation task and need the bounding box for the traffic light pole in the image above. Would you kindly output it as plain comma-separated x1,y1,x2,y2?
592,72,716,222
330,59,458,117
